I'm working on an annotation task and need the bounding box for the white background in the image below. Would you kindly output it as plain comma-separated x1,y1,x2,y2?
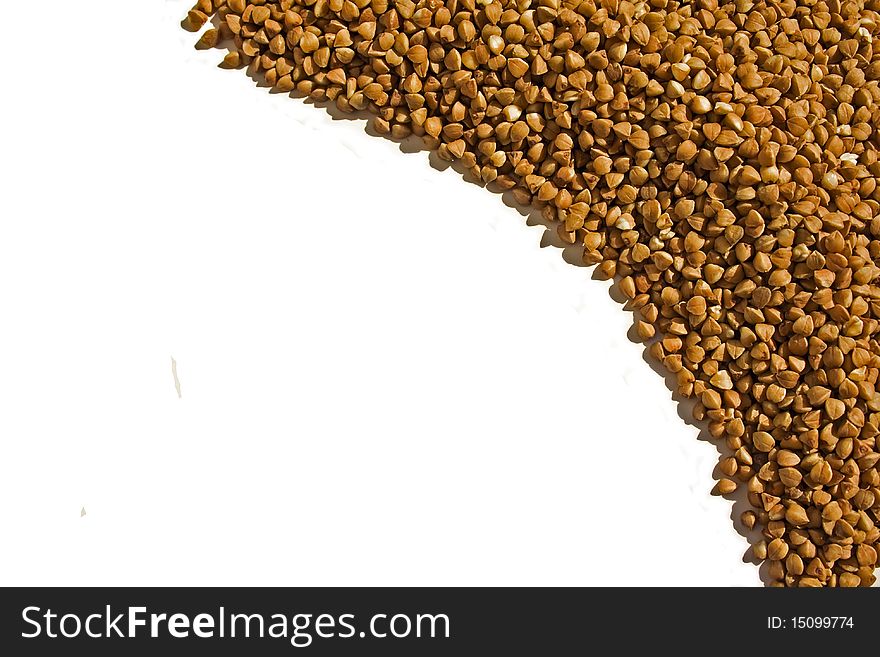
0,0,758,586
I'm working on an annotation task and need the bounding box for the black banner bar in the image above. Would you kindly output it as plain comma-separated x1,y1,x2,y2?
0,587,872,653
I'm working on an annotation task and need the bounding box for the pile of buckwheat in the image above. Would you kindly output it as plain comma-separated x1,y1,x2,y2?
184,0,880,586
